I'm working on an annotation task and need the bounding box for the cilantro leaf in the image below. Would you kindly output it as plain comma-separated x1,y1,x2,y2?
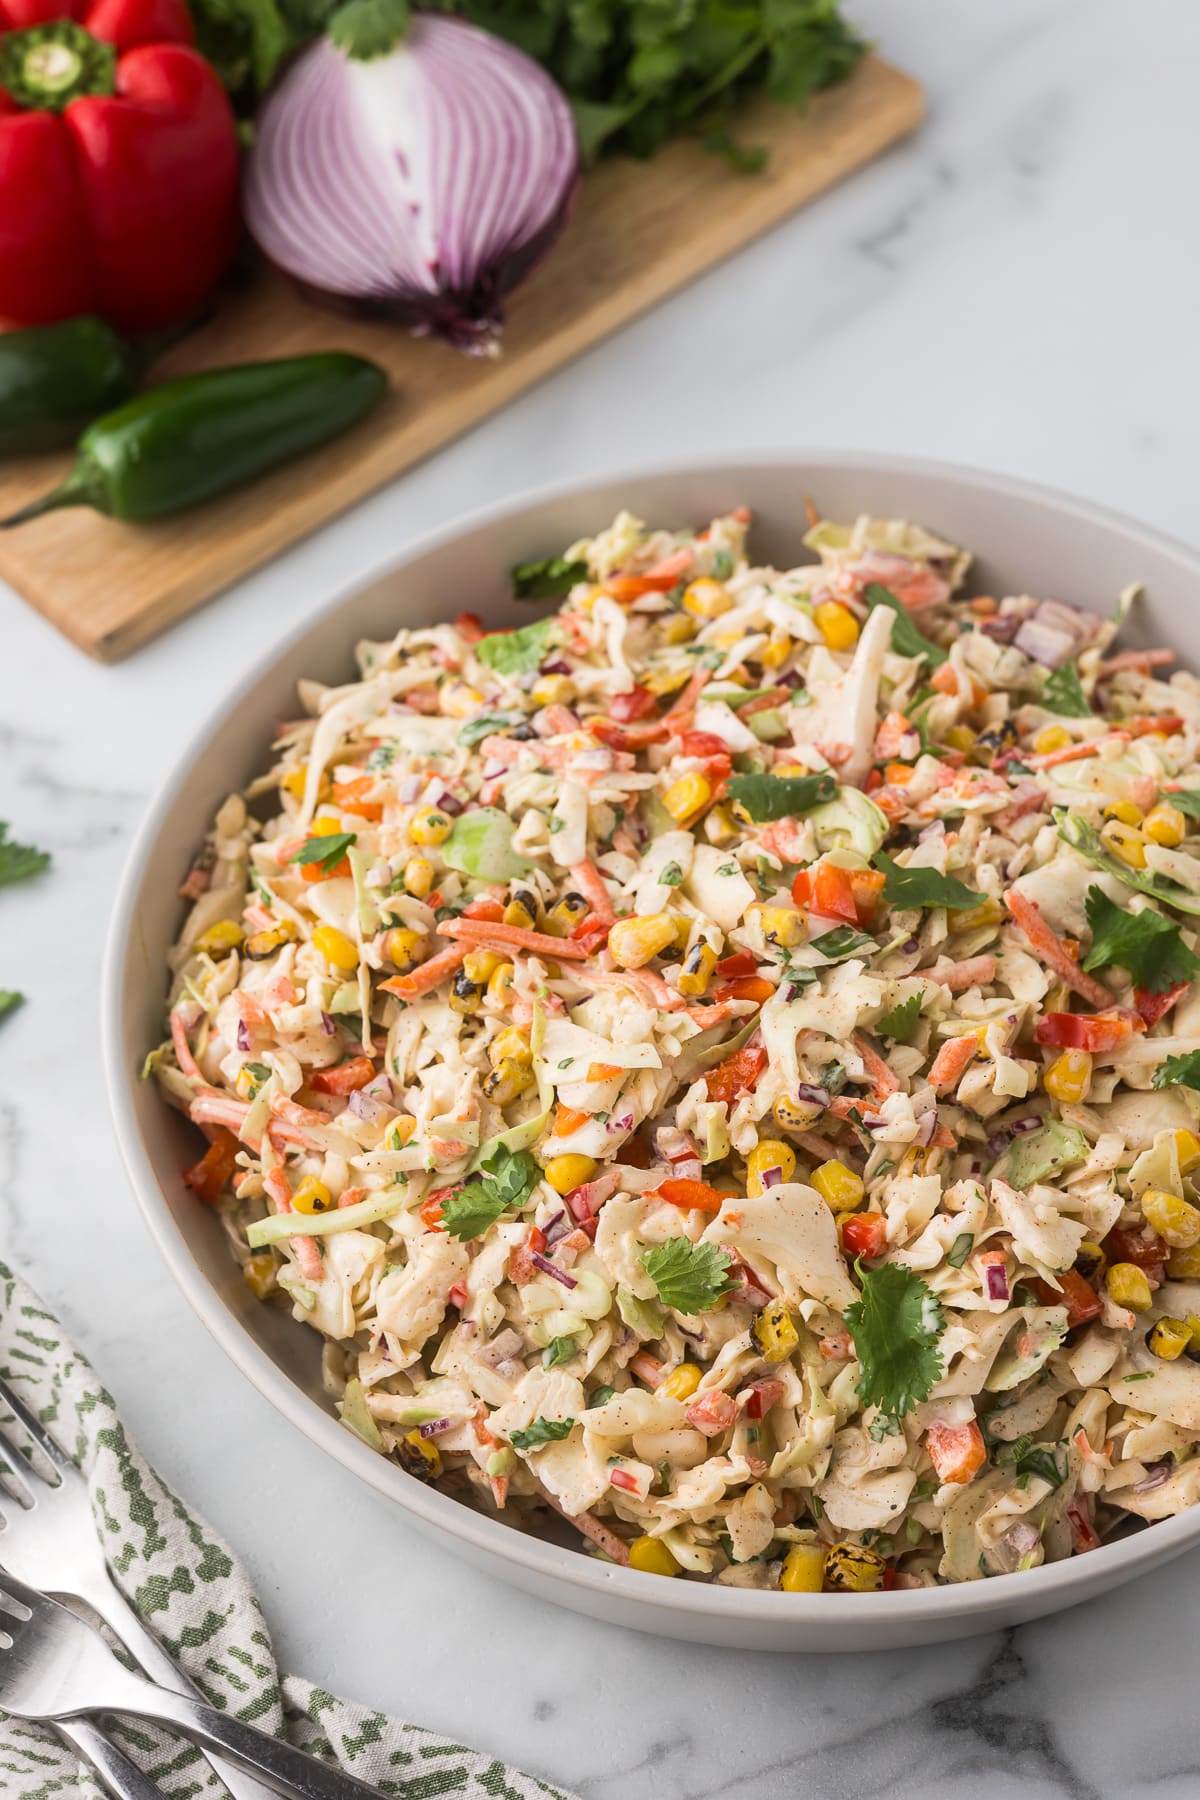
0,823,50,888
1082,886,1200,993
511,555,589,601
876,853,985,912
475,618,556,676
437,1181,507,1242
1041,661,1091,718
510,1416,575,1450
642,1237,734,1314
477,1143,539,1207
1153,1052,1200,1093
877,992,922,1043
457,711,524,749
1014,1445,1064,1490
811,925,874,959
542,1336,577,1369
0,990,23,1021
863,583,947,667
289,831,356,870
844,1261,944,1427
725,771,837,822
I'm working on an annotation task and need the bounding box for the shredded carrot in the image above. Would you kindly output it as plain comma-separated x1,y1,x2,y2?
928,1034,979,1095
380,945,469,997
1004,888,1115,1009
170,1010,203,1083
1030,731,1130,769
1098,648,1174,675
439,918,591,960
852,1031,901,1097
570,858,616,926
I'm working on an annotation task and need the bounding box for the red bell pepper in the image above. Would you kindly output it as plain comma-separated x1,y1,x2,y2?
1034,1011,1138,1053
705,1042,767,1106
651,1177,726,1215
608,683,657,724
0,0,239,329
792,861,883,927
1029,1269,1103,1329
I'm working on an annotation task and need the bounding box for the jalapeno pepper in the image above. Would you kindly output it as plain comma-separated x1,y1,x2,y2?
0,313,182,453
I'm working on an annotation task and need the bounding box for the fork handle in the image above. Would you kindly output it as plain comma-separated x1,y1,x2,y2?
56,1717,168,1800
117,1686,388,1800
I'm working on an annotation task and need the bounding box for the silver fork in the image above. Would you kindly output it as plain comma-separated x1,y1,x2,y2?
0,1370,276,1800
0,1571,386,1800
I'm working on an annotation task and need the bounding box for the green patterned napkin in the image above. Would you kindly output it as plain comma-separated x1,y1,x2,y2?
0,1263,575,1800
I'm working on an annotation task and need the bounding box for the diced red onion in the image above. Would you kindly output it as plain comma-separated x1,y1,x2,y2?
985,1264,1010,1302
481,760,508,781
364,1073,394,1100
397,774,423,803
913,1111,938,1147
1000,1520,1041,1557
980,615,1021,643
761,1165,784,1189
796,1083,830,1108
530,1251,577,1289
320,1012,338,1036
418,1416,455,1438
1133,1460,1172,1492
540,658,572,676
348,1087,391,1124
437,790,465,816
245,16,578,353
541,1207,568,1246
1011,1116,1042,1136
236,1021,252,1052
606,1111,636,1135
1014,617,1076,669
476,1328,524,1367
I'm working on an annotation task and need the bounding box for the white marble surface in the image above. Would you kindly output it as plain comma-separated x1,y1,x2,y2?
4,2,1200,1793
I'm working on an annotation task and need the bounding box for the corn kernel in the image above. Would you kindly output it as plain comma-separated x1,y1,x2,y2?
1100,819,1147,869
403,855,435,898
244,922,296,959
825,1543,886,1592
1148,1316,1193,1361
312,815,346,837
812,1161,864,1213
1033,724,1072,756
1141,1188,1200,1248
504,889,540,930
662,771,713,827
449,969,482,1015
758,634,791,670
813,601,860,651
752,905,802,948
280,766,308,799
531,674,577,707
1144,803,1186,848
464,948,504,986
483,1059,535,1105
398,1430,441,1480
678,941,718,997
487,961,516,1005
387,1116,417,1147
682,577,732,619
242,1253,276,1299
954,897,1004,932
773,1093,824,1130
661,1363,703,1401
943,725,977,754
608,914,679,968
747,1139,797,1197
704,803,738,846
409,807,453,846
1104,798,1144,827
1175,1130,1200,1175
439,681,484,719
643,664,692,697
1188,1313,1200,1349
292,1177,332,1215
194,919,245,956
1044,1048,1093,1105
1167,1244,1200,1280
781,1544,827,1593
1106,1261,1153,1312
489,1024,532,1067
659,614,695,645
629,1535,681,1577
751,1302,799,1362
545,893,590,936
384,927,424,971
312,924,359,971
544,1154,597,1195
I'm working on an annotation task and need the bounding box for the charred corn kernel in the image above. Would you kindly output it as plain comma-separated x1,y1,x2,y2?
1075,1241,1107,1283
704,803,738,846
487,960,516,1005
774,1093,824,1130
312,924,358,971
825,1543,886,1593
280,766,308,799
662,771,713,825
544,1154,597,1195
531,673,576,707
1149,1316,1193,1361
752,904,802,948
1175,1130,1200,1174
242,1253,276,1299
398,1430,441,1481
747,1139,797,1197
812,1161,864,1213
438,681,484,719
402,855,435,899
608,914,678,968
751,1301,799,1362
1104,797,1144,827
386,1115,416,1147
384,927,424,971
643,663,692,696
1044,1048,1093,1104
1144,803,1186,848
1141,1188,1200,1248
483,1059,535,1105
682,577,732,619
409,807,452,846
1167,1244,1200,1280
489,1025,532,1066
678,941,718,997
504,889,540,930
955,896,1004,932
661,1363,703,1401
667,915,692,954
245,922,296,959
1033,724,1072,756
759,634,791,670
659,614,696,645
781,1544,827,1593
1188,1314,1200,1349
1106,1261,1153,1312
629,1535,681,1577
1100,819,1147,869
813,601,860,651
449,970,482,1015
943,725,977,754
464,948,504,986
195,920,244,955
545,893,590,936
292,1177,332,1215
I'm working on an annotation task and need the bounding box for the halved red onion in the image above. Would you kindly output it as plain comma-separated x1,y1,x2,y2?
244,15,579,354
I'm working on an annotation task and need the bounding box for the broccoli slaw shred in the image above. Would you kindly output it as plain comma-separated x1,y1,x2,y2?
153,505,1200,1592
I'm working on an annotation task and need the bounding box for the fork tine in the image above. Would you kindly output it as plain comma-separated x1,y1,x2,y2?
0,1371,69,1476
0,1438,35,1507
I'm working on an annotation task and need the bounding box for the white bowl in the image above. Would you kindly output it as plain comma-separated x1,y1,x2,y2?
105,453,1200,1650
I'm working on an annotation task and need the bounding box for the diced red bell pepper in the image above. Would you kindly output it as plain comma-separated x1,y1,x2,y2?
742,1377,787,1420
1134,982,1188,1029
182,1127,238,1204
680,730,733,773
420,1187,454,1232
792,861,883,927
1029,1268,1103,1328
454,611,485,643
310,1055,377,1095
841,1212,887,1259
652,1177,726,1215
685,1390,737,1436
463,896,505,922
705,1042,767,1106
608,683,657,724
1034,1011,1138,1052
590,717,669,751
716,949,757,979
1103,1223,1168,1277
925,1419,987,1485
713,976,776,1005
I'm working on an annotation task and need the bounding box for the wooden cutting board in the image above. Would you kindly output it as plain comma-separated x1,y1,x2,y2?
0,54,922,661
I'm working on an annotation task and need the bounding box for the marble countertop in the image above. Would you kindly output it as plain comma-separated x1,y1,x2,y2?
4,1,1199,1793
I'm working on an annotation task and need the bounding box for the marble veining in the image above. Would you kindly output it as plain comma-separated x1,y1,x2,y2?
4,1,1200,1793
